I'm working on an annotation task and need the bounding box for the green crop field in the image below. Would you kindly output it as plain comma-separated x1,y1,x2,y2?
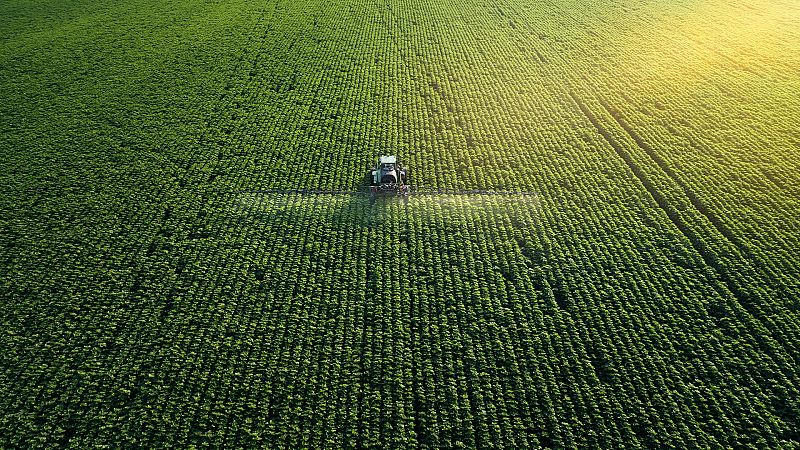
1,0,799,447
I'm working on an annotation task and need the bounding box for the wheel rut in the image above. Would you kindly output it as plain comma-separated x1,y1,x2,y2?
569,92,753,313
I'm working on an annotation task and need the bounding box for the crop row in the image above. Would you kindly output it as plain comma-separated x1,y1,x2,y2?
2,0,800,447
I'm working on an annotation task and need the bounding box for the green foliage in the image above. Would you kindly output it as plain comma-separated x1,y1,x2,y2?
1,0,799,448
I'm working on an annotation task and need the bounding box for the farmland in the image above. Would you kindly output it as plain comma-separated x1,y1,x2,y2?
1,0,800,447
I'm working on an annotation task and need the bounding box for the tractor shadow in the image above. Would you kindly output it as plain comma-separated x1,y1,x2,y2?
327,191,411,230
231,187,541,233
231,190,401,232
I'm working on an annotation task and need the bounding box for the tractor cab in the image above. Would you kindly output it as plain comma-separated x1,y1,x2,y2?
368,155,409,200
373,155,401,185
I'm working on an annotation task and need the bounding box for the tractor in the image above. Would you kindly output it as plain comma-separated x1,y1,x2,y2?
368,155,409,202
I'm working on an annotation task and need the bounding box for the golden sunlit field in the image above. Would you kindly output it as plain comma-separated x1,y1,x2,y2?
1,0,799,447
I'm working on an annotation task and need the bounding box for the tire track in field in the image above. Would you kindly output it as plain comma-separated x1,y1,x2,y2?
569,90,800,372
496,0,800,392
595,98,800,311
569,92,756,318
595,98,758,267
515,0,800,307
595,95,800,355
